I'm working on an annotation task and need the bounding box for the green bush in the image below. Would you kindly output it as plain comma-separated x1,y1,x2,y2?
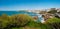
9,14,32,27
15,14,33,26
26,20,52,29
0,14,33,29
0,14,10,29
45,17,60,29
45,17,60,23
1,14,56,29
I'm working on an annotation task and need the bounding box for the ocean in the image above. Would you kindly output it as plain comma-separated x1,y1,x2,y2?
0,11,38,16
0,11,44,23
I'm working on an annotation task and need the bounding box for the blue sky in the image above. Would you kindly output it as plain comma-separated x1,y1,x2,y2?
0,0,60,11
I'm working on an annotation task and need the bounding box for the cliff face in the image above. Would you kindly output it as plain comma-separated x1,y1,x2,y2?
55,13,60,18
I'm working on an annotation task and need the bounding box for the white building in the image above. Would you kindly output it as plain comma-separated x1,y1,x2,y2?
26,10,41,13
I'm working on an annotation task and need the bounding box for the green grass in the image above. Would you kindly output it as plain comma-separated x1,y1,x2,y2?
24,21,52,29
45,17,60,23
11,21,52,29
0,14,60,29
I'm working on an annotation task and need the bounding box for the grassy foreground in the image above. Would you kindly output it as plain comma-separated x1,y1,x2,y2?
0,14,60,29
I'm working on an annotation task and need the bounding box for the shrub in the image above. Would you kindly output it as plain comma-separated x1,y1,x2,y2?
0,14,33,29
15,14,33,26
0,14,9,29
8,14,33,27
45,17,60,23
45,17,60,29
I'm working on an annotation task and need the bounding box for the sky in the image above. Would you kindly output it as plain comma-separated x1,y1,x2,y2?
0,0,60,11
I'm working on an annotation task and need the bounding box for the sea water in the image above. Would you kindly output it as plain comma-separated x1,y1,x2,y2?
0,11,37,16
0,11,44,23
34,14,45,23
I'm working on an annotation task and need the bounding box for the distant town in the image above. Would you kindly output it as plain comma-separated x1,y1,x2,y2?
26,8,60,13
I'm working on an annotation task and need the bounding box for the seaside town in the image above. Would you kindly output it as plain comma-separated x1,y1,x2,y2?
0,0,60,29
27,8,60,23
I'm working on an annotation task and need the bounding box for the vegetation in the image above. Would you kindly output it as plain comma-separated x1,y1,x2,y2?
0,14,60,29
9,14,33,27
45,17,60,29
0,14,33,29
45,17,60,23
